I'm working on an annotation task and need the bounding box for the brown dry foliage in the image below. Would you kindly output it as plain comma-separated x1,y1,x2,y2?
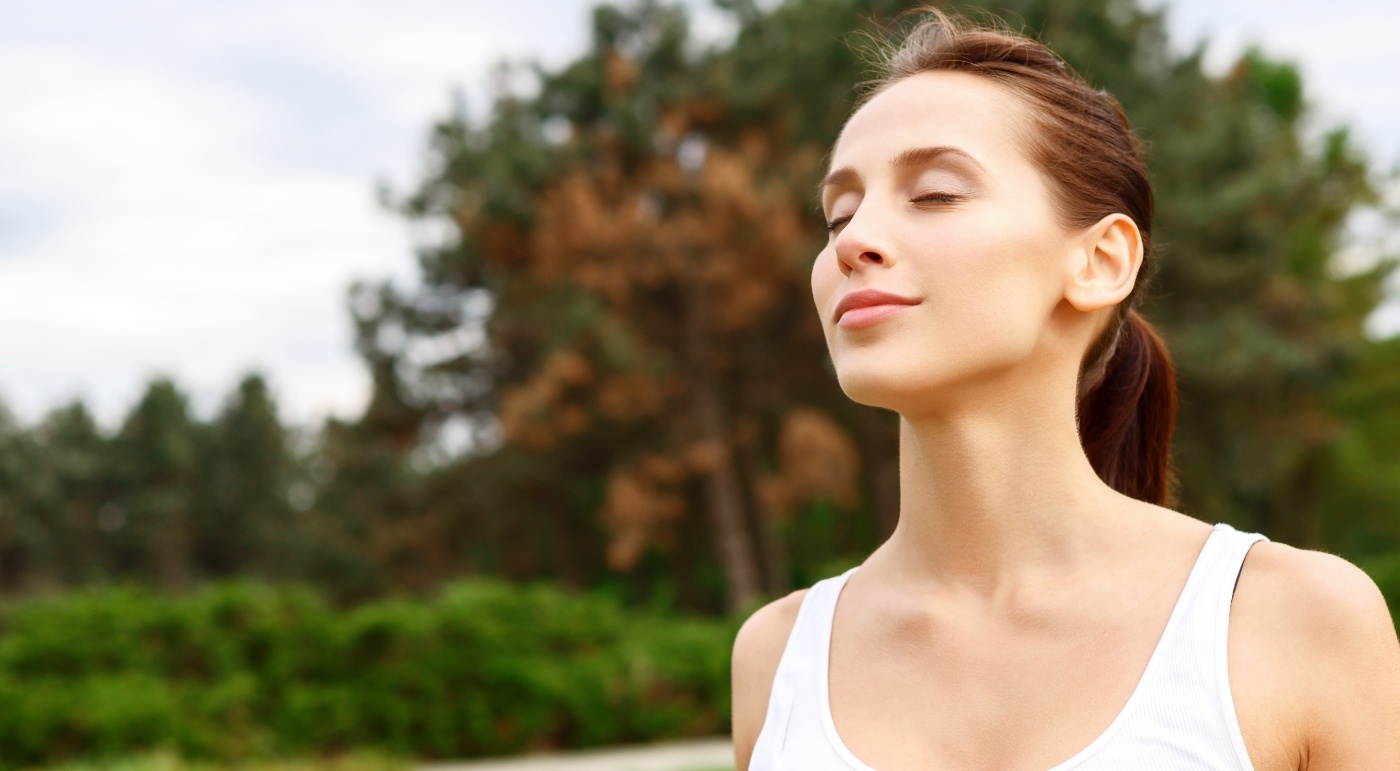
601,453,689,570
759,408,861,519
498,350,595,451
596,372,667,421
502,110,832,570
529,145,808,327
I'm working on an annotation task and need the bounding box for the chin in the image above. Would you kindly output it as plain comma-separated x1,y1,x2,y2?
835,366,933,412
833,345,1029,415
831,342,943,411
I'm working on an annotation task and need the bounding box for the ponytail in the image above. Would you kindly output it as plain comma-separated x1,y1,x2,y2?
1076,310,1178,506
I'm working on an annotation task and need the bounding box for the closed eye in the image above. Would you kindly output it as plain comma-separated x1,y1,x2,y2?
912,192,965,205
826,192,964,232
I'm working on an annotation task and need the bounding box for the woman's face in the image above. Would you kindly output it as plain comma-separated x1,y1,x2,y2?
813,70,1084,415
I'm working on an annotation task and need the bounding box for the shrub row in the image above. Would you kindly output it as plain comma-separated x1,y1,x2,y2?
0,581,738,768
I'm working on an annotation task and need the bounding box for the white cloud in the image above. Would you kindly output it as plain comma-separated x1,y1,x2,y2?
0,0,598,427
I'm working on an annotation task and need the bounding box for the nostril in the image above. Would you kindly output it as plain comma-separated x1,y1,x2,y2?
864,252,883,263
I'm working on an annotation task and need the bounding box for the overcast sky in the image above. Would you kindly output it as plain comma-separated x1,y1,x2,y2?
2,0,1397,428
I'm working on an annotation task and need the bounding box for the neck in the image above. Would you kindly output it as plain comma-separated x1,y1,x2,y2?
877,374,1124,594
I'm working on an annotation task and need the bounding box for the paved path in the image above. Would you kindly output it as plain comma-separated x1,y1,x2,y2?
420,738,734,771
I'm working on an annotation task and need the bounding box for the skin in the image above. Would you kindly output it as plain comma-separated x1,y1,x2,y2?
730,70,1400,771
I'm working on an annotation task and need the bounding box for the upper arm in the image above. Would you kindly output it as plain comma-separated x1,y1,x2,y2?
1233,543,1400,769
731,589,807,771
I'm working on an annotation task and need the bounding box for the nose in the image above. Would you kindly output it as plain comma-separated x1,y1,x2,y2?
833,208,891,275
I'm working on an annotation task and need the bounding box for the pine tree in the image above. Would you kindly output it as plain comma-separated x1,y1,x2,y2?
190,374,296,578
108,379,200,589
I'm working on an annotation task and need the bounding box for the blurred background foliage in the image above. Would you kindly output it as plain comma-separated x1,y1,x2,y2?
1,0,1398,765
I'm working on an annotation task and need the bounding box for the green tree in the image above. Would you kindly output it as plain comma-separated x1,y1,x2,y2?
364,0,875,611
28,402,110,586
347,0,1395,610
189,374,296,578
1321,335,1400,558
1138,50,1388,547
0,401,111,591
108,378,201,589
0,402,35,589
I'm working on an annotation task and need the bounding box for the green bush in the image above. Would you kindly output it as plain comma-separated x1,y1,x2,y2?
0,581,738,768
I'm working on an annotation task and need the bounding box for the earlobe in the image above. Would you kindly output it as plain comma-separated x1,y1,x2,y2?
1064,214,1142,313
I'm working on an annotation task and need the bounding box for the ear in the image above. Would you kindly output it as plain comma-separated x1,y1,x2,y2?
1064,213,1142,313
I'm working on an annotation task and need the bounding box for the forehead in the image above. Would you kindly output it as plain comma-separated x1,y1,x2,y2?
831,70,1030,173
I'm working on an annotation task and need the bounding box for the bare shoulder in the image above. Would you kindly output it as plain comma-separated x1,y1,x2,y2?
1234,541,1398,661
731,589,808,771
1230,540,1400,767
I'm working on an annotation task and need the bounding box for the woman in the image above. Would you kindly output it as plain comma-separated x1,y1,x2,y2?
731,10,1400,770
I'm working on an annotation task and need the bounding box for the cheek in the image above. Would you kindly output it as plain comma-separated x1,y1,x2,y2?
810,246,842,321
914,214,1062,353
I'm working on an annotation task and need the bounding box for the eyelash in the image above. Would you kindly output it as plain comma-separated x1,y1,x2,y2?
824,192,966,232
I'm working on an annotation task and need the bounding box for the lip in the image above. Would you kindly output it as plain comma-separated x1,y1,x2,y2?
833,288,921,328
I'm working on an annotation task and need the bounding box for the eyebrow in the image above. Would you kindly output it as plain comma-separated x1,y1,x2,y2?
817,145,986,199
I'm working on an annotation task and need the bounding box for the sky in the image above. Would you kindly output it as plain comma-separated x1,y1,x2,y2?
1,0,1397,429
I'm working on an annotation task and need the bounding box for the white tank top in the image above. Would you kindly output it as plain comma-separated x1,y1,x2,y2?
749,522,1268,770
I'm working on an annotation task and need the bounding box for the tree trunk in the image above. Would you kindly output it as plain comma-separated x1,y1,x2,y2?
543,485,587,590
683,279,763,613
692,381,763,612
738,436,790,596
852,405,901,540
736,330,789,596
153,515,192,590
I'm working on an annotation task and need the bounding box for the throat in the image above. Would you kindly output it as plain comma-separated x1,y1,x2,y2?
888,409,1119,591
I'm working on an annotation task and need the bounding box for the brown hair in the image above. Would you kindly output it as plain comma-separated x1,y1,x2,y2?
861,9,1178,506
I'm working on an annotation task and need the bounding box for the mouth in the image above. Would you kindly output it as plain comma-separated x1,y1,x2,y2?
833,289,922,329
837,303,918,330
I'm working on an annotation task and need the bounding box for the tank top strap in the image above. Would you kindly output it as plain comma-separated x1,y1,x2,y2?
1096,522,1267,768
1151,523,1268,670
749,568,858,767
1206,523,1270,765
777,567,856,701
